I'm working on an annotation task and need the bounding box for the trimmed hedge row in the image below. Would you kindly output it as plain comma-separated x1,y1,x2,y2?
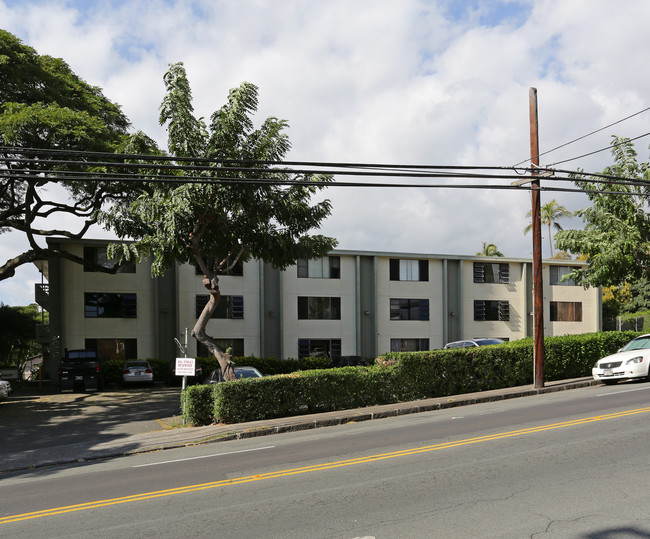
181,331,640,426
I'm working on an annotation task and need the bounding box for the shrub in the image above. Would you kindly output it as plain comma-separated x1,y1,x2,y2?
182,384,216,426
205,331,641,425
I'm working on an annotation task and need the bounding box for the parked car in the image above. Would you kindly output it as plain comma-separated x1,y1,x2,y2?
593,334,650,385
59,349,103,392
444,338,505,349
205,366,263,384
0,379,12,400
122,360,154,385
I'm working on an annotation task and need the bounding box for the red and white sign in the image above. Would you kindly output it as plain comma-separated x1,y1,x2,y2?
175,357,196,377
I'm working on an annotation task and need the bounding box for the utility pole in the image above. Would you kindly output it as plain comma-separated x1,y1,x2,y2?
529,87,544,388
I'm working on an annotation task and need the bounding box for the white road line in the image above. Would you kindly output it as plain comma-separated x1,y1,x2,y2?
597,385,650,397
132,445,275,467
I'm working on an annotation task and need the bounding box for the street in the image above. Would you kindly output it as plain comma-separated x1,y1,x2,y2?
2,381,650,537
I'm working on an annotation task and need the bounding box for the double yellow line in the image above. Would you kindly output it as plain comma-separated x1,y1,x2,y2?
3,405,650,525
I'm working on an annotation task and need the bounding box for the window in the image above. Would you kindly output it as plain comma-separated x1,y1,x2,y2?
390,338,430,352
85,338,137,362
84,293,137,318
298,338,342,360
550,301,582,322
474,300,510,321
390,298,430,321
298,297,341,320
473,262,509,283
195,295,244,319
550,266,579,286
297,256,340,279
197,339,244,357
389,259,429,282
194,258,243,276
84,246,135,273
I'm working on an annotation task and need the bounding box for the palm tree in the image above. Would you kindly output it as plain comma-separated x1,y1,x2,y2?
476,242,504,257
524,199,573,257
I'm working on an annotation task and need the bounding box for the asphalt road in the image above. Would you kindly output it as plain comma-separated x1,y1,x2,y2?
3,380,650,537
0,385,183,458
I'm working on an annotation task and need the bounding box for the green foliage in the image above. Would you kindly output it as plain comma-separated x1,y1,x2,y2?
102,358,124,385
181,332,639,425
182,384,216,426
0,30,134,281
555,137,650,288
476,242,503,257
101,61,336,376
0,303,43,368
229,355,331,374
102,62,336,277
524,199,573,257
621,280,650,313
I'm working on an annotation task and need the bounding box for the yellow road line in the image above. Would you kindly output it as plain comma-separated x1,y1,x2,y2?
3,405,650,525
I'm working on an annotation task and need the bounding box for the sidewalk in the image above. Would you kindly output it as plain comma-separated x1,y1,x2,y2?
1,377,599,473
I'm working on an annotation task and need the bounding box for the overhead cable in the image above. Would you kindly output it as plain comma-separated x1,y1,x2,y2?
512,105,650,167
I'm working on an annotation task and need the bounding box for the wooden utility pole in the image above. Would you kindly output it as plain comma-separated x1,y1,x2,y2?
529,87,544,388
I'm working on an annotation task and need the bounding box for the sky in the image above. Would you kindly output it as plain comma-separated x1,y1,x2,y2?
1,0,650,305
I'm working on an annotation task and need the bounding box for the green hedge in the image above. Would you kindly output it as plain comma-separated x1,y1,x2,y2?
182,331,640,426
196,355,332,376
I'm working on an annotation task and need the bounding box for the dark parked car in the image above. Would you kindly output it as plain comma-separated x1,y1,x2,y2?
205,366,263,383
443,338,504,349
59,349,103,392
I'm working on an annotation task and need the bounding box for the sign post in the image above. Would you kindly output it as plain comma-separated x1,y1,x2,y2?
175,356,196,389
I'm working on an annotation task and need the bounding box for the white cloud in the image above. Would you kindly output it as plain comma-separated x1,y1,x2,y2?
2,0,650,304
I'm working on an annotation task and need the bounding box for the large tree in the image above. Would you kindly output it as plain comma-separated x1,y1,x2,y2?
0,29,132,280
555,137,650,288
102,63,337,380
524,199,572,257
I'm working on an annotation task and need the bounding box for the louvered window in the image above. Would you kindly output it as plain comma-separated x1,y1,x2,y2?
474,300,510,321
474,263,510,284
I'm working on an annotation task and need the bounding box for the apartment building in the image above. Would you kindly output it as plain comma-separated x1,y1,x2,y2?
35,239,601,380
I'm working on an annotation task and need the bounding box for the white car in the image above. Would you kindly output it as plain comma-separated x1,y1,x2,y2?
122,360,154,385
0,380,12,400
593,334,650,385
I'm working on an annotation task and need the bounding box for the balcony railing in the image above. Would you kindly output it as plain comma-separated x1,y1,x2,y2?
35,283,50,310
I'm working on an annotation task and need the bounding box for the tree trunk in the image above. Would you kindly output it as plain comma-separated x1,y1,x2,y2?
191,275,236,381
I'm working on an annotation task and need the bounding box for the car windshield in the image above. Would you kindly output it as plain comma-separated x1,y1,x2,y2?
235,368,262,379
620,337,650,351
125,361,149,368
477,339,503,346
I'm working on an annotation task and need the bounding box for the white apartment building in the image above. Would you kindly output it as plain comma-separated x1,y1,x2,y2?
35,239,601,380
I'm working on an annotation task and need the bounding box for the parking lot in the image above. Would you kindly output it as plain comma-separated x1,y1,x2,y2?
0,384,183,461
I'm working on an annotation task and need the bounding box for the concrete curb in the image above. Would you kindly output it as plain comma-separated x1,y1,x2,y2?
1,378,601,473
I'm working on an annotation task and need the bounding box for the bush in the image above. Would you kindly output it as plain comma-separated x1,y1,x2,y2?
182,384,216,426
200,331,641,425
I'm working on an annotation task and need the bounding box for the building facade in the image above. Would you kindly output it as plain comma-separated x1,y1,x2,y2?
35,239,601,380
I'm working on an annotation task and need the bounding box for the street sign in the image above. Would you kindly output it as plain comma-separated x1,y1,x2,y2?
175,357,195,377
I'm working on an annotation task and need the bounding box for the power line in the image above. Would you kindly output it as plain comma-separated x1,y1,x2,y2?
2,145,650,196
546,131,650,167
512,106,650,167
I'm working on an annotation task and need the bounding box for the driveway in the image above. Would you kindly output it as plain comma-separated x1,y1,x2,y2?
0,384,183,460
